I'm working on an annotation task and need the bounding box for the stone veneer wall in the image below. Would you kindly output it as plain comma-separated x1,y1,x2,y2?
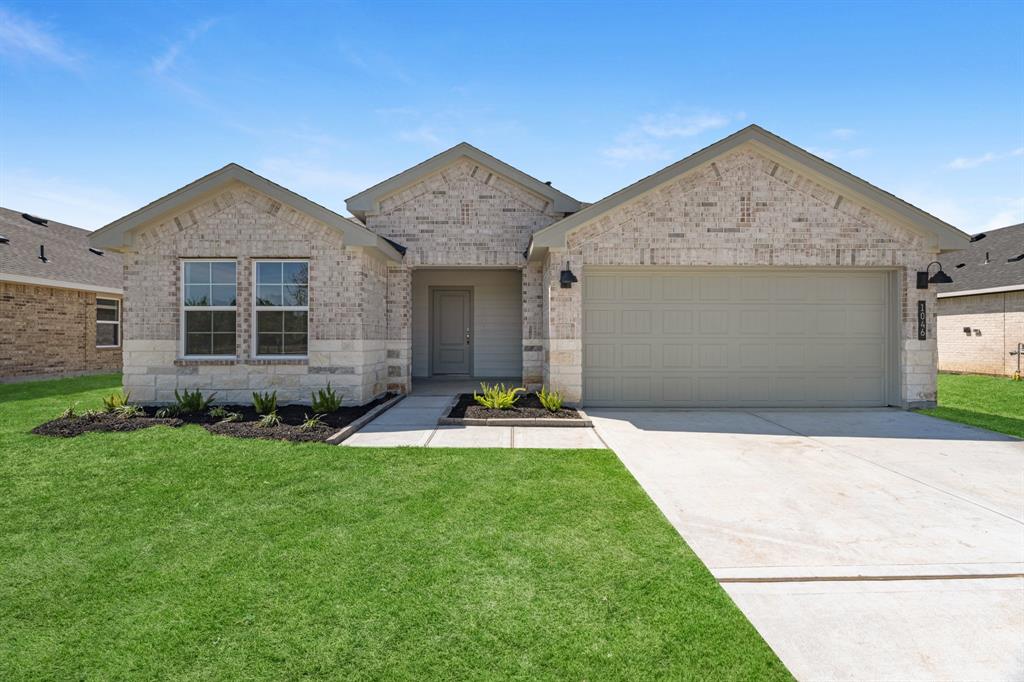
364,158,566,391
121,184,388,405
937,291,1024,376
0,282,122,381
542,146,940,407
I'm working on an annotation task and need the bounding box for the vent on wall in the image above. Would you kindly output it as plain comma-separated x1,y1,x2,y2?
38,245,48,263
1009,254,1024,263
89,247,104,256
22,213,48,226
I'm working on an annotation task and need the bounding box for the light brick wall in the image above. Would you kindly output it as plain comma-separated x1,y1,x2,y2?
545,146,939,407
365,158,567,387
937,291,1024,376
121,184,388,405
0,282,122,381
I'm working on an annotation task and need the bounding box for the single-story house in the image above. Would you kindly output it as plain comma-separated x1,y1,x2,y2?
936,222,1023,377
0,207,123,382
89,124,970,408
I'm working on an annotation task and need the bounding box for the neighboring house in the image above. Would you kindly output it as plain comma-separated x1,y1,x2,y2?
89,125,969,408
936,223,1024,377
0,207,123,382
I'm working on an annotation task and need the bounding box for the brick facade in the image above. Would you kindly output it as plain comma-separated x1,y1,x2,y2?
0,282,122,381
937,291,1024,376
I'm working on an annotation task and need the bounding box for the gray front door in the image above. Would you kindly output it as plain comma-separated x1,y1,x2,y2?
431,289,472,375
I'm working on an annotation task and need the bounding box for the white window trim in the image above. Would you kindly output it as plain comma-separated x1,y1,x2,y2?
96,297,121,348
179,259,238,360
251,259,309,360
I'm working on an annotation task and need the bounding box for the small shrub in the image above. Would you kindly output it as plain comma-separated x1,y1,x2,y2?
209,406,242,423
537,386,563,413
473,382,524,410
301,413,325,431
59,403,78,419
257,411,281,428
154,405,180,419
174,389,215,414
113,404,144,419
311,384,343,413
252,391,278,416
101,391,131,412
80,409,102,419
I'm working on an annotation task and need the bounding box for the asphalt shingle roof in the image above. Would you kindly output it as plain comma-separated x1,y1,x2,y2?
937,223,1024,294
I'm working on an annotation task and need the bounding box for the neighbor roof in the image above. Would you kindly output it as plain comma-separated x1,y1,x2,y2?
345,142,582,219
937,223,1024,297
528,124,971,259
89,163,404,262
0,207,123,294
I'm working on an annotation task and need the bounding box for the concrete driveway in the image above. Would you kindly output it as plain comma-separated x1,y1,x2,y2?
589,408,1024,681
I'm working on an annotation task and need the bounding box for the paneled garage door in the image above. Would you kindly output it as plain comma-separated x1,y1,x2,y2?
582,269,893,407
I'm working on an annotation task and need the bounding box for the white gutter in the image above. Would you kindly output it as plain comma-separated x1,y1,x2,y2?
937,283,1024,298
0,273,123,295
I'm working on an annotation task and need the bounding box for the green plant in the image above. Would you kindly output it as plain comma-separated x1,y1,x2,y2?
257,411,281,428
537,386,563,413
174,389,215,414
59,402,78,419
113,404,145,419
209,406,242,423
252,391,278,416
101,391,131,413
473,382,525,410
310,384,343,413
154,405,180,419
301,413,325,431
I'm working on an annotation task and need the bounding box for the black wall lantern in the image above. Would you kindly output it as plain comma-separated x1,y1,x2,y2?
916,261,952,289
559,262,578,288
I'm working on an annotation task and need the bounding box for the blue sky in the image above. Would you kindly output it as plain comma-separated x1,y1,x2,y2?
1,1,1022,234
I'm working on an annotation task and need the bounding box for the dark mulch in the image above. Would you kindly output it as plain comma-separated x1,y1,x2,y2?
447,393,581,420
32,413,183,438
32,394,395,443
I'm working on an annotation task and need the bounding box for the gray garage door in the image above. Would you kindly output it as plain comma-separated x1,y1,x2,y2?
582,268,893,407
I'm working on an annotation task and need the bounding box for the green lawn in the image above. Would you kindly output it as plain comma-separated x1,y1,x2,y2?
919,373,1024,438
0,375,788,681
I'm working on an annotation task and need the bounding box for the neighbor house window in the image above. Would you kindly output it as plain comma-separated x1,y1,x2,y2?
96,298,120,348
181,260,237,357
253,260,308,357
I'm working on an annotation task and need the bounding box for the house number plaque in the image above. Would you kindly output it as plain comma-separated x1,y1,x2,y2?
917,300,927,340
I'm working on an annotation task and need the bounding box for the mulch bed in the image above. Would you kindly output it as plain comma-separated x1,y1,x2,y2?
447,393,581,420
31,394,394,443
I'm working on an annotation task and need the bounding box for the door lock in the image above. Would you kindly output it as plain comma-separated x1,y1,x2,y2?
466,328,471,345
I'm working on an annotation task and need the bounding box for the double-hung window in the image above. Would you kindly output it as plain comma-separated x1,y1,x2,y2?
254,260,308,357
96,298,120,348
182,260,237,357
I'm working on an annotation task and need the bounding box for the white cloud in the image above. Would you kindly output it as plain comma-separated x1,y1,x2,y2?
0,169,137,230
602,110,741,163
830,128,856,140
151,18,218,75
981,197,1024,230
0,7,81,71
945,146,1024,170
396,125,444,148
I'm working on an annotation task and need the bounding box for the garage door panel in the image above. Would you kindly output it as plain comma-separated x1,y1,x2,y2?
583,269,890,407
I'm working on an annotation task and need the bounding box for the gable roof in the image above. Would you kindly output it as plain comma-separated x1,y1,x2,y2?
89,163,404,261
937,223,1024,297
528,124,971,259
345,142,582,219
0,206,123,294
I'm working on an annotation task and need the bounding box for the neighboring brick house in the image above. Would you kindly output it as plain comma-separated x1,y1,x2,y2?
90,125,970,408
936,223,1024,377
0,207,123,381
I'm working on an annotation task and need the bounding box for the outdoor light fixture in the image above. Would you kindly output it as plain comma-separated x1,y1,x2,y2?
559,262,578,288
916,261,952,289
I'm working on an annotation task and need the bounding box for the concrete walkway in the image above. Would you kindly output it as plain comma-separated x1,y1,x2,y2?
343,394,606,449
590,408,1024,681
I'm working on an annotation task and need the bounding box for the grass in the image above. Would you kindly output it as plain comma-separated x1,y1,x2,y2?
0,374,789,681
919,372,1024,438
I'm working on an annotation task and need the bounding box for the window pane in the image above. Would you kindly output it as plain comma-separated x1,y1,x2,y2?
186,333,212,355
257,333,283,355
185,262,211,284
97,298,118,308
283,261,308,285
212,333,235,355
283,285,307,306
210,284,237,306
283,311,307,333
256,261,283,284
210,261,235,284
283,333,307,355
185,310,212,333
184,285,211,307
257,310,283,333
96,324,118,346
97,307,118,322
212,311,236,333
256,285,282,307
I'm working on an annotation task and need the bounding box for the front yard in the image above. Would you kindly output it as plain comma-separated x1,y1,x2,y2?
0,375,788,680
919,373,1024,438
